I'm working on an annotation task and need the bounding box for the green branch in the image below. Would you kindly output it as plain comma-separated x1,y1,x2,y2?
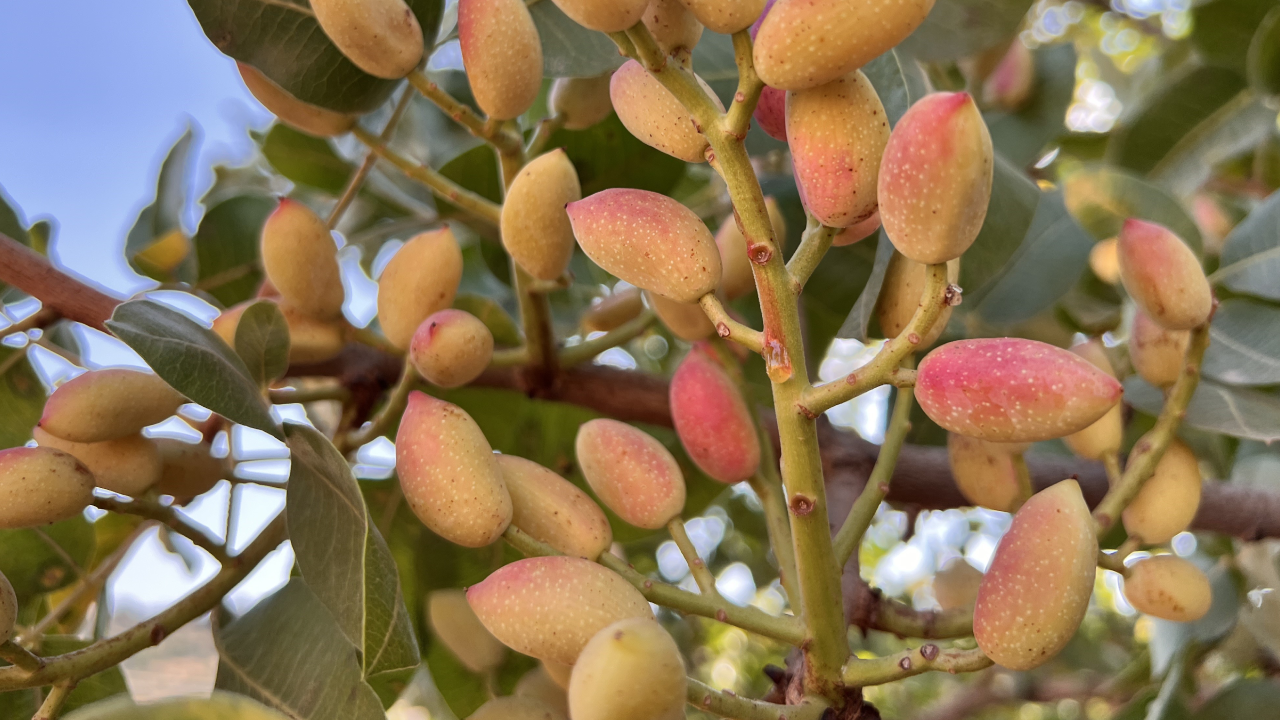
92,496,229,564
843,644,991,686
406,70,523,154
559,310,655,367
723,30,765,139
688,678,828,720
669,518,721,598
786,223,839,291
328,86,416,229
699,294,764,353
341,362,418,452
0,641,43,673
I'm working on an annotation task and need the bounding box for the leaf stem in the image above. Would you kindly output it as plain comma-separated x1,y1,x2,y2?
91,496,229,565
559,310,655,367
668,518,721,598
699,294,764,353
842,644,991,687
786,224,839,291
405,70,523,154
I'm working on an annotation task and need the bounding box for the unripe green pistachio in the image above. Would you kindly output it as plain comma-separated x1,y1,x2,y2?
1130,308,1190,388
499,454,613,559
576,418,686,529
646,291,713,342
947,433,1022,513
459,0,544,120
1123,555,1211,622
568,618,687,720
152,438,227,502
428,588,508,673
409,309,494,389
39,368,185,444
377,228,464,350
610,60,724,163
0,447,95,529
1122,439,1201,545
875,253,958,346
260,199,345,321
237,63,357,137
501,149,582,281
468,697,567,720
33,427,162,498
1117,219,1213,331
549,0,648,31
550,75,615,130
1063,340,1123,460
311,0,425,79
582,287,644,333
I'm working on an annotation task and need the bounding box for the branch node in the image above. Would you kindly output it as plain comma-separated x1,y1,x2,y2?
790,494,815,516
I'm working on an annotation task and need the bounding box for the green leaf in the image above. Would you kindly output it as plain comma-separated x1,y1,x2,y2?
1202,299,1280,386
548,114,687,196
863,48,932,128
1107,66,1249,178
957,153,1039,294
1194,679,1280,720
1124,376,1280,443
984,44,1076,167
454,294,521,347
64,691,293,720
1192,0,1278,75
0,345,44,450
898,0,1034,61
194,195,273,307
971,190,1094,325
126,129,197,283
214,579,386,720
837,232,894,342
1214,189,1280,301
0,182,31,247
1062,165,1203,252
1147,562,1239,676
261,125,354,194
424,639,490,718
1248,7,1280,96
531,1,625,78
283,423,420,703
438,144,503,219
235,301,291,386
1110,687,1191,720
106,300,280,438
0,516,94,605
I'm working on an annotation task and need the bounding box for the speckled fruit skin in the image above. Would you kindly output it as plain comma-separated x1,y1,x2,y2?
677,0,764,33
1130,308,1190,388
982,41,1034,111
933,557,984,611
568,188,721,303
583,287,644,333
467,556,653,664
214,301,346,365
550,0,648,32
550,75,615,130
260,199,345,321
610,60,724,163
1122,439,1201,544
39,368,185,444
409,309,495,389
377,228,464,350
1064,341,1123,460
670,345,760,484
575,418,686,529
879,92,994,265
311,0,424,79
428,588,508,673
876,253,959,346
832,212,881,247
498,454,613,559
917,338,1123,443
152,438,226,502
646,291,714,341
0,570,15,645
1123,555,1212,622
396,391,512,547
237,64,356,137
459,0,543,120
1118,219,1213,331
501,149,582,281
947,433,1022,513
753,0,935,90
516,665,571,717
787,71,889,228
468,696,568,720
973,479,1098,671
643,0,703,64
754,86,787,141
33,427,162,498
0,447,95,529
568,617,687,720
716,197,787,300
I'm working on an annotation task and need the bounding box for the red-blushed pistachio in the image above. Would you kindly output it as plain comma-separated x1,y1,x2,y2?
947,433,1022,513
409,309,495,388
1130,308,1191,388
213,300,347,365
753,0,935,90
875,253,959,346
787,71,889,228
670,345,760,484
1089,238,1120,284
311,0,424,79
832,212,881,247
1064,340,1123,460
428,588,508,673
550,74,615,130
973,479,1097,670
0,570,15,644
933,557,984,611
643,0,703,64
469,697,568,720
754,86,788,141
459,0,543,120
575,418,686,529
549,0,648,32
39,368,185,444
0,447,95,528
646,291,714,341
1123,555,1212,622
377,228,464,350
237,64,357,137
516,665,571,718
260,199,344,321
582,287,645,333
1117,219,1213,330
879,92,994,264
396,391,512,547
1122,439,1201,544
610,60,724,163
498,454,613,559
152,438,227,502
981,41,1034,111
916,338,1123,443
568,618,687,720
466,556,653,664
676,0,764,33
568,188,721,303
501,149,582,281
33,427,162,498
716,197,787,300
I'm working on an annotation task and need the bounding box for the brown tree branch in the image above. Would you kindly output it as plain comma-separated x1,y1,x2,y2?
0,234,118,332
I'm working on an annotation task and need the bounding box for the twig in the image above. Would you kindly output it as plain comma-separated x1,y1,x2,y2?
91,496,229,565
698,295,765,354
0,234,118,332
688,678,827,720
559,310,655,367
844,644,992,686
32,680,75,719
668,518,721,598
0,641,43,673
328,86,416,229
786,224,839,291
405,70,522,154
526,115,565,157
342,361,417,452
723,30,764,140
